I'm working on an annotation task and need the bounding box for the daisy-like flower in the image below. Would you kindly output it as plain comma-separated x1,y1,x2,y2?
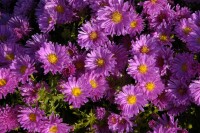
96,0,130,36
0,105,20,133
191,11,200,27
187,27,200,53
88,0,109,13
83,71,108,101
40,113,71,133
85,47,116,76
139,75,164,100
95,107,106,120
167,78,190,106
62,77,89,108
36,41,70,74
8,16,31,40
72,53,86,75
107,113,133,133
17,107,47,132
175,18,195,42
125,13,144,36
131,34,158,56
0,68,18,99
189,78,200,105
127,54,158,81
143,0,168,15
170,53,198,80
115,85,147,117
45,0,74,24
175,5,191,20
152,91,170,110
10,55,36,83
78,20,108,50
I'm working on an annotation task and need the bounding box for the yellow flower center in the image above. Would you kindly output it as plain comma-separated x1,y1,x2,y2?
111,11,123,24
89,31,98,40
49,125,58,133
48,17,52,24
183,27,192,35
5,53,15,61
96,58,105,67
20,65,27,74
55,5,65,13
130,20,138,28
72,87,82,97
89,79,98,89
138,64,148,74
47,54,58,64
145,82,155,91
0,79,6,87
159,34,168,42
29,113,36,122
140,45,149,54
181,63,188,72
127,95,137,105
151,0,157,4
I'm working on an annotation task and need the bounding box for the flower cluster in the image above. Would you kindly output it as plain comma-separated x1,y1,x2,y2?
0,0,200,132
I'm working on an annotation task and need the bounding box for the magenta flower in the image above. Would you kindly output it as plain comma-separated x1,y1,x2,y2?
189,78,200,105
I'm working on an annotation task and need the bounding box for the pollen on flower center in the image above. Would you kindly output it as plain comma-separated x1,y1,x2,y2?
49,125,58,133
90,79,98,89
127,95,137,105
29,113,36,122
89,31,98,40
47,54,58,64
138,64,148,74
183,27,192,35
72,87,82,97
145,82,155,91
151,0,157,4
159,34,168,42
96,58,105,67
5,53,15,61
111,11,123,24
140,45,149,54
20,65,27,74
0,79,7,87
130,20,138,28
181,63,188,72
48,17,52,24
55,5,65,13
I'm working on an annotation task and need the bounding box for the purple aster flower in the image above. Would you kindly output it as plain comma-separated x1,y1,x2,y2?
107,44,129,74
37,11,57,33
127,54,159,81
166,103,188,116
0,42,23,67
10,55,36,83
170,53,197,80
175,18,195,42
131,34,158,56
14,0,37,18
62,77,89,108
40,113,71,133
83,71,108,101
78,20,108,50
19,81,47,105
115,85,148,117
143,0,168,15
107,113,133,133
187,27,200,52
0,68,18,99
88,0,109,13
17,107,47,132
0,105,20,133
125,13,144,36
167,78,190,106
138,75,164,100
72,53,86,75
0,25,16,43
85,47,116,76
66,42,78,58
175,5,191,20
26,33,48,52
189,78,200,105
8,16,31,40
95,107,106,120
191,11,200,27
96,0,130,36
45,0,74,24
152,91,170,111
61,63,76,78
36,41,70,74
